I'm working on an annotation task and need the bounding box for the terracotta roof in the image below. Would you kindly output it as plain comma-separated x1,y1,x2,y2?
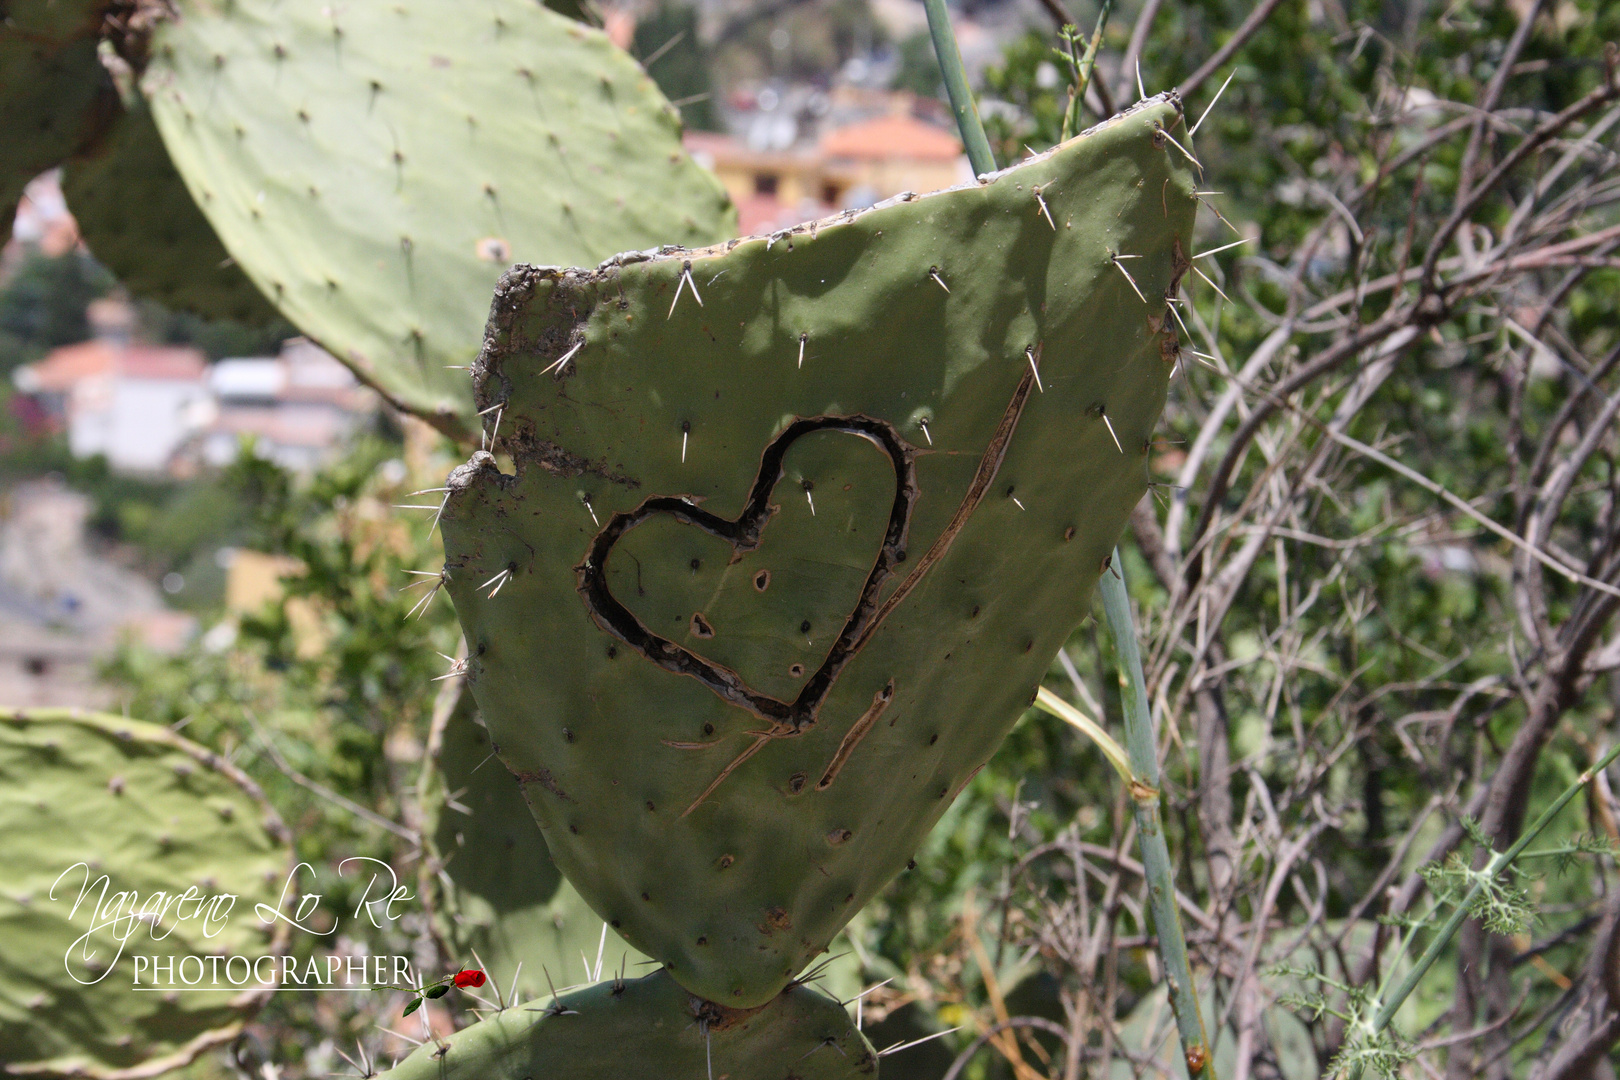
17,340,115,394
19,341,207,392
820,115,962,162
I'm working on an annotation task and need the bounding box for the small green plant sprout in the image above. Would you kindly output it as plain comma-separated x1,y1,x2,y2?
1277,741,1620,1079
376,967,487,1017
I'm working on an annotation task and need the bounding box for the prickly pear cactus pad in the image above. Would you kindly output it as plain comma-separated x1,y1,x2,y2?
64,101,280,325
140,0,736,434
377,969,876,1080
0,709,294,1079
419,684,648,993
442,96,1196,1007
0,10,115,248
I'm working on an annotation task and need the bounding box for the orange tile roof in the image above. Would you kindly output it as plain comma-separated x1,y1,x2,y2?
19,340,116,393
820,115,962,162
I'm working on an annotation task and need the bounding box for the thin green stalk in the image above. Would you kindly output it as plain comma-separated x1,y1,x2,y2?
1099,548,1214,1079
922,0,997,176
1350,739,1620,1066
1062,0,1113,139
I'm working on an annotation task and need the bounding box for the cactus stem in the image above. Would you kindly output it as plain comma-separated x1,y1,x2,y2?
1188,69,1236,138
1024,345,1045,392
1192,265,1232,303
1034,188,1056,230
798,332,807,368
1111,256,1148,303
928,267,950,293
1101,411,1124,454
542,341,584,375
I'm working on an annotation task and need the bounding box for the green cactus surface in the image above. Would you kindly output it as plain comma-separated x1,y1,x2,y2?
439,97,1197,1008
0,14,114,248
63,100,280,324
0,709,294,1079
141,0,736,436
419,680,648,996
4,0,111,42
377,968,876,1080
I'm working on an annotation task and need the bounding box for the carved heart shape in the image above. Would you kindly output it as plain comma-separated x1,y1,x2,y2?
576,416,915,804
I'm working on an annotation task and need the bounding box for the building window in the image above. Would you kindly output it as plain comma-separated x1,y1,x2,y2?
754,173,780,196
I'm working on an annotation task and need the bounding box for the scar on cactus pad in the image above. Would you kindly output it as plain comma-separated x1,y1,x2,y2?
0,709,294,1080
440,95,1196,1008
376,969,875,1080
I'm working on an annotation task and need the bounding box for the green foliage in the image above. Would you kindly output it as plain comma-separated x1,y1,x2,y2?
0,708,292,1079
0,248,113,373
64,100,280,325
439,100,1195,1007
0,10,113,247
634,5,722,133
891,31,944,99
376,969,876,1080
142,0,736,434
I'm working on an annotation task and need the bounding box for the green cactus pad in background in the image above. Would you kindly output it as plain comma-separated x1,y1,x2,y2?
0,24,114,247
141,0,736,437
0,709,294,1079
377,968,876,1080
64,100,280,325
440,96,1197,1007
419,676,648,995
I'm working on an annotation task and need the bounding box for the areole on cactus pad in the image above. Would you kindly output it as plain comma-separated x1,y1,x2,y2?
439,96,1197,1007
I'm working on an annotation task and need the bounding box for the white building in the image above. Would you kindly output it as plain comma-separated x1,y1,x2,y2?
14,339,211,474
14,335,372,476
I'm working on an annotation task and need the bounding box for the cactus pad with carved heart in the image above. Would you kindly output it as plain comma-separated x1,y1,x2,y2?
440,97,1197,1008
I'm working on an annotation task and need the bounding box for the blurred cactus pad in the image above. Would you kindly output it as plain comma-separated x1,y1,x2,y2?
377,969,875,1080
140,0,736,434
0,709,293,1079
0,0,115,246
439,96,1197,1007
418,685,648,994
64,99,281,325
